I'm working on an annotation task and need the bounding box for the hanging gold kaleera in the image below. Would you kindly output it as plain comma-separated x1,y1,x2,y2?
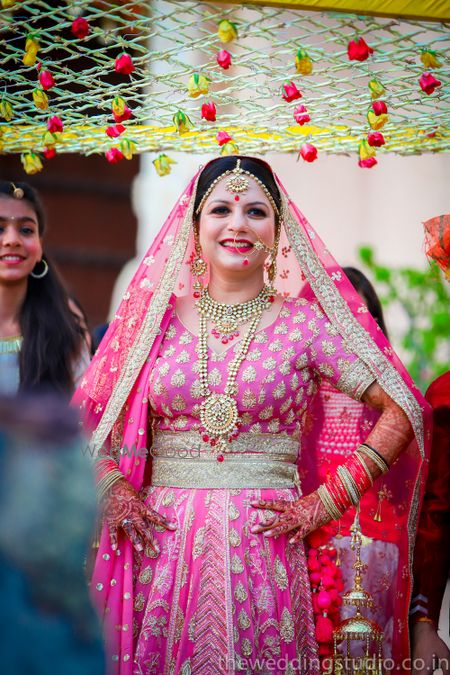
333,509,384,674
373,484,390,522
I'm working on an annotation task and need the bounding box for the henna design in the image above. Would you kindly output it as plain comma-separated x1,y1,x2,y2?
362,382,414,473
250,491,329,543
102,478,177,553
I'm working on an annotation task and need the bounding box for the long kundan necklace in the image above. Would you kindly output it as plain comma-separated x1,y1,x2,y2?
197,286,272,460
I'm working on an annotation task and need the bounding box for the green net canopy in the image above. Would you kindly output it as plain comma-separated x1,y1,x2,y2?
0,0,448,167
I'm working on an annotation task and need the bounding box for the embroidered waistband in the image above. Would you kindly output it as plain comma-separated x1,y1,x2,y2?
151,430,300,489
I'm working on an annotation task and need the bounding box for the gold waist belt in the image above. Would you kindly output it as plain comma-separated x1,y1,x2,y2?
151,430,300,489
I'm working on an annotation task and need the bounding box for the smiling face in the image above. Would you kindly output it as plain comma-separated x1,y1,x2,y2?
197,176,276,280
0,196,43,286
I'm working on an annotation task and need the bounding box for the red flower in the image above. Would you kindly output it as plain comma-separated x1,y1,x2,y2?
39,70,55,90
367,131,385,147
299,143,317,162
419,72,442,95
293,104,310,125
43,147,56,159
358,157,378,168
216,50,232,70
201,102,216,122
282,81,301,103
47,115,63,133
106,124,126,138
115,53,135,75
113,107,132,123
347,37,373,61
372,101,387,115
71,17,90,39
105,148,124,164
216,130,232,146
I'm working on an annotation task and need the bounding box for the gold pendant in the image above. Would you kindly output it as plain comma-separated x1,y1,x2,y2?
200,393,239,437
215,317,239,334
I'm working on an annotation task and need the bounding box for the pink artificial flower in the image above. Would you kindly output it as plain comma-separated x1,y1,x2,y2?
216,130,232,146
293,104,310,125
71,17,90,39
282,81,301,103
216,50,232,70
347,37,374,62
299,143,317,162
115,53,135,75
39,70,55,90
367,131,385,147
47,115,63,133
106,124,126,138
372,101,388,115
105,147,125,164
419,72,442,95
113,107,132,123
358,157,378,168
201,102,217,122
43,147,56,159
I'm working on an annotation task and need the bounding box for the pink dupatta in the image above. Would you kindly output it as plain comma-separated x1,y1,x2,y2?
74,158,431,673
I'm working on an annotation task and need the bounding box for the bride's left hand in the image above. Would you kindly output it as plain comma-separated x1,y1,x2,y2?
250,491,330,544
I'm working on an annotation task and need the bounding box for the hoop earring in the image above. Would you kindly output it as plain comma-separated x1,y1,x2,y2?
190,227,207,298
30,259,49,279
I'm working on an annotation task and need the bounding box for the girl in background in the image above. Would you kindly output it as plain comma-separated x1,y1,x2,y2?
0,180,89,395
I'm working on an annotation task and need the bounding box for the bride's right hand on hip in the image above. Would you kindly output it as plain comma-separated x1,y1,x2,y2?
102,478,177,554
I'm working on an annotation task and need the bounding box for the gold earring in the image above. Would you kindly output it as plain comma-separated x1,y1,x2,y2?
191,228,207,298
267,223,281,293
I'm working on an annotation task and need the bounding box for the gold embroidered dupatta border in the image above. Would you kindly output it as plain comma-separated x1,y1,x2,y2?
280,191,425,564
89,188,197,455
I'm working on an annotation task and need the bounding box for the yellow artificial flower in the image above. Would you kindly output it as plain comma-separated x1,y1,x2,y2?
23,35,39,66
173,110,194,135
42,131,57,147
119,138,137,160
420,50,441,69
153,154,176,176
112,96,126,117
0,99,13,122
218,19,238,44
1,0,16,8
32,88,49,110
295,48,313,75
21,152,43,175
367,110,388,130
187,73,209,98
220,141,239,156
368,79,385,99
359,139,376,161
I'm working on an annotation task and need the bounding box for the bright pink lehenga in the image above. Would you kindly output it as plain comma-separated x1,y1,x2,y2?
123,301,374,673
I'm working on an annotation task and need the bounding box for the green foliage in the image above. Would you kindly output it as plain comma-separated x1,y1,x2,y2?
358,246,450,392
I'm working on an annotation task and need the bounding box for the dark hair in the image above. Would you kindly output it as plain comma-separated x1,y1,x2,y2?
343,266,389,339
194,156,282,220
0,180,85,394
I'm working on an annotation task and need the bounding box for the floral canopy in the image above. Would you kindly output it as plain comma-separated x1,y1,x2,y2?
0,0,448,174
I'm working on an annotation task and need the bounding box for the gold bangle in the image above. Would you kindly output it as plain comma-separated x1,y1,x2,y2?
414,616,434,625
317,484,343,520
358,444,389,475
97,469,123,501
337,465,360,506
